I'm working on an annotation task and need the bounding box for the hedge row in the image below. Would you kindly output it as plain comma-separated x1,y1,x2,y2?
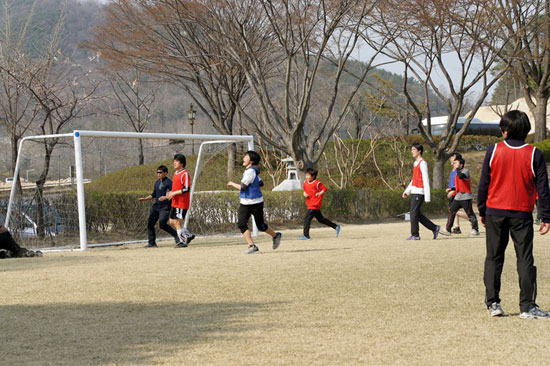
79,189,450,240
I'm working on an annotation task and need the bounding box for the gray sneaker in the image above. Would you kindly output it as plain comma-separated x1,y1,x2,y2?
245,244,259,254
272,232,282,250
520,305,549,319
470,229,480,236
439,228,451,236
488,302,504,317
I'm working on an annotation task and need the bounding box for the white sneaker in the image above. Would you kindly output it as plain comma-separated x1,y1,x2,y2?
244,244,259,254
488,302,504,317
438,228,451,236
470,229,480,236
520,306,549,319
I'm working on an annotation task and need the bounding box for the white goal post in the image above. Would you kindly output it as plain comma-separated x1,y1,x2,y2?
5,130,255,250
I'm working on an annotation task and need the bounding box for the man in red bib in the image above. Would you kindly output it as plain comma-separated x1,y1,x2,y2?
402,143,440,240
478,110,550,319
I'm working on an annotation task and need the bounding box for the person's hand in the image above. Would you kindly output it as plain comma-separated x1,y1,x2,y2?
158,196,167,201
138,197,147,202
166,191,175,199
447,191,454,199
315,192,323,197
539,222,550,235
303,192,309,198
445,188,451,193
402,193,408,199
480,216,486,227
227,181,233,187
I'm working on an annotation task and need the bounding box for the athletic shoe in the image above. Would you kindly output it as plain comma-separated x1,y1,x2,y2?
175,242,188,248
0,250,8,259
144,243,158,248
433,225,441,239
186,234,196,245
298,236,310,240
470,229,480,236
487,302,504,317
452,227,462,234
272,232,282,250
406,235,420,240
245,244,259,254
34,250,43,257
520,305,549,319
179,232,187,243
438,228,451,236
336,224,342,238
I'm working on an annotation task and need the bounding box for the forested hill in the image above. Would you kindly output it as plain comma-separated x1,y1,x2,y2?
1,0,447,133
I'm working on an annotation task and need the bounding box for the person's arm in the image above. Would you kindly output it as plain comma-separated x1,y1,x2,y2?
420,160,431,202
456,169,470,180
402,181,412,198
533,149,550,225
315,182,327,196
477,146,495,224
167,172,190,199
228,169,253,190
139,182,155,202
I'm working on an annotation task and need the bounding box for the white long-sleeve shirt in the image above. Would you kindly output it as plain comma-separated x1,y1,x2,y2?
404,159,431,202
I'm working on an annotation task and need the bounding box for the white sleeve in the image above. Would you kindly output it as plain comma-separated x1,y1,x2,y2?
404,181,412,195
241,169,255,186
420,160,431,202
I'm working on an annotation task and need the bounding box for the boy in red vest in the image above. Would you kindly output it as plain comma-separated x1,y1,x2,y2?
478,110,550,319
439,157,479,236
161,153,195,248
298,168,341,240
402,143,440,240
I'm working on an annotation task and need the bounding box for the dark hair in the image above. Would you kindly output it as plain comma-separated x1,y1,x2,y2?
173,153,186,167
411,142,424,155
451,152,462,160
500,110,531,140
456,157,465,166
157,165,168,173
245,150,261,165
305,168,318,179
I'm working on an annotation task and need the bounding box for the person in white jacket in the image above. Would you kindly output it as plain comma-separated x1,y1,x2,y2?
402,143,440,240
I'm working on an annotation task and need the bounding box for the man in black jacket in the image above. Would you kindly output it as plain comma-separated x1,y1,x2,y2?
138,165,180,248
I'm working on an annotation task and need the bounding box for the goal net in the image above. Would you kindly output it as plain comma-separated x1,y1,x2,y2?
2,131,253,250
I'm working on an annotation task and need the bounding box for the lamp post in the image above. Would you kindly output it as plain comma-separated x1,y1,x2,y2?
187,104,196,154
26,169,34,183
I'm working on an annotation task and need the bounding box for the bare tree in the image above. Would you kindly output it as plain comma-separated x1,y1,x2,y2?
202,0,389,178
9,2,101,238
0,0,41,175
109,68,160,165
367,0,515,188
492,0,550,141
87,0,253,178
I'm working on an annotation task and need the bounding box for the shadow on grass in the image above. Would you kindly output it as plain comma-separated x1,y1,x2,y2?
2,300,276,365
264,247,353,254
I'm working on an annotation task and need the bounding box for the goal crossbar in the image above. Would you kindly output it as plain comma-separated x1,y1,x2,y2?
5,130,255,250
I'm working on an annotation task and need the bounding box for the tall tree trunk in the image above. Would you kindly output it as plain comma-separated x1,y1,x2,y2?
432,156,446,190
138,138,145,165
35,145,53,240
533,95,548,142
226,143,236,181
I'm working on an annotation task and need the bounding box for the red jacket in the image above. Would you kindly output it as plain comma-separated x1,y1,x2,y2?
303,179,327,210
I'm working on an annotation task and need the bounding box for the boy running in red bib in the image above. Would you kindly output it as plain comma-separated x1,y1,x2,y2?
298,168,341,240
161,153,195,248
439,157,479,236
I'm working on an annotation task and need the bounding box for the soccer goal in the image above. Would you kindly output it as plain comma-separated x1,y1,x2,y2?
3,130,254,250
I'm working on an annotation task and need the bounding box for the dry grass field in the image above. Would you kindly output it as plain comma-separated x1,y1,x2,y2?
2,220,550,366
